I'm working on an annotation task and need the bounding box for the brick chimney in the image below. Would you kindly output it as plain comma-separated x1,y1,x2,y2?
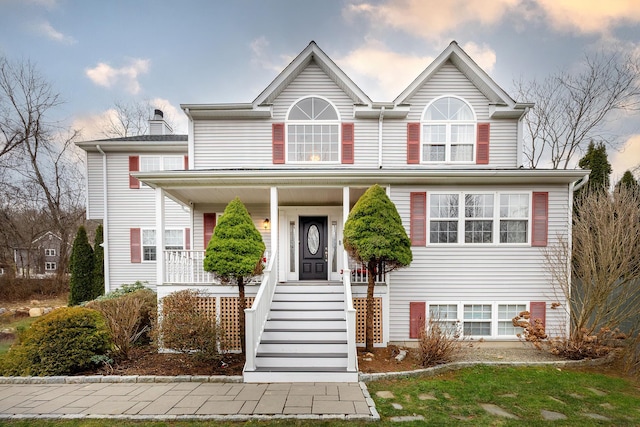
148,109,173,135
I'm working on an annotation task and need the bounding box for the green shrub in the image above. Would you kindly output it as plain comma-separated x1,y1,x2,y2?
93,281,149,301
87,288,157,360
158,290,224,362
68,226,95,306
0,307,112,376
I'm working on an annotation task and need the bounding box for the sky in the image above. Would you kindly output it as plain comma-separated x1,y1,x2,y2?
0,0,639,180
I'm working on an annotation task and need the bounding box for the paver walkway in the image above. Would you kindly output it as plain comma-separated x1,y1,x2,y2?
0,381,377,420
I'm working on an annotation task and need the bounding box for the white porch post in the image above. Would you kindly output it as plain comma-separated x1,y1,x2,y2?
342,187,350,268
155,187,166,287
270,187,278,265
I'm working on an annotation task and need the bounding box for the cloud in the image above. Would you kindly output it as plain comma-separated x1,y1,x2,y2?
461,42,496,73
336,39,433,99
347,0,520,41
534,0,640,35
610,134,640,182
32,20,76,44
250,36,294,73
85,58,150,94
71,98,187,141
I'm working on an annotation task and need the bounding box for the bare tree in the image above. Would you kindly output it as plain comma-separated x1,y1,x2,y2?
0,56,84,280
516,50,640,169
100,100,177,138
545,187,640,340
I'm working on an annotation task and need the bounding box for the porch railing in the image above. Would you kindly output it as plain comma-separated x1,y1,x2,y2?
343,268,357,373
349,259,386,283
164,250,267,284
244,249,278,372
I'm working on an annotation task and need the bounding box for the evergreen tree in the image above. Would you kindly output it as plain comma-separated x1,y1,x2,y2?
616,170,640,193
577,141,612,193
91,224,105,299
343,184,412,351
68,226,95,306
203,198,265,354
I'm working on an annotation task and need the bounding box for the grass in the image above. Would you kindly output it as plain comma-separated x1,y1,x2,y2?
0,365,639,426
0,316,38,355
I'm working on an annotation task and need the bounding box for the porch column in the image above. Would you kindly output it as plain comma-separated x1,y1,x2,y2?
270,187,278,265
343,186,350,269
155,187,166,287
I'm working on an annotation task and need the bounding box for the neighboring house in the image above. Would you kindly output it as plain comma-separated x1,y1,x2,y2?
77,41,588,382
13,231,67,277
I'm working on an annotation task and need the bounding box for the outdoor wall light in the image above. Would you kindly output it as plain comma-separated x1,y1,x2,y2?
263,218,270,230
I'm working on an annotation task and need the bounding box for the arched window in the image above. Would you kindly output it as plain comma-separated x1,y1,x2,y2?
422,97,475,163
287,96,340,162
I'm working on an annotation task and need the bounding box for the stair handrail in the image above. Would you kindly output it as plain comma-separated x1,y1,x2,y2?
343,267,358,373
244,249,277,372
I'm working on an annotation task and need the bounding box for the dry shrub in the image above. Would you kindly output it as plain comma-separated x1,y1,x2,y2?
86,289,157,360
0,276,68,302
622,332,640,379
416,317,463,367
158,290,225,362
515,310,620,359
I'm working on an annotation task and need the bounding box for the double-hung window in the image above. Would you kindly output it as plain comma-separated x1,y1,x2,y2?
463,304,492,336
287,97,340,163
422,97,475,163
139,155,185,187
427,302,528,338
44,249,56,256
141,229,185,262
45,262,56,271
427,192,530,245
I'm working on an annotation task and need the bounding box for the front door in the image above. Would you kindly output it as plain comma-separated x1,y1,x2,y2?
299,216,328,280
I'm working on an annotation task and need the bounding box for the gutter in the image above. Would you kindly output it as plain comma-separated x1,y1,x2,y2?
95,145,110,293
572,174,589,192
378,106,385,169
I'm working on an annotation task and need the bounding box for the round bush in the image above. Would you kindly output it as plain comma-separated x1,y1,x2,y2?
0,307,112,376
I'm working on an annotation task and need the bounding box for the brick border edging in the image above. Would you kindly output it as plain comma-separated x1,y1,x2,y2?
358,357,613,382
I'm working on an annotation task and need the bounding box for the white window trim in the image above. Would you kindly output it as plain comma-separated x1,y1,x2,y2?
45,262,57,271
138,155,185,188
44,249,56,256
427,191,532,246
141,228,187,262
421,95,477,164
285,95,342,165
427,301,529,339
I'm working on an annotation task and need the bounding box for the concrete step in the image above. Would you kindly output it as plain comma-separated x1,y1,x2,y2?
272,293,345,302
264,320,346,330
270,300,344,311
260,330,347,341
257,342,348,354
255,355,347,368
276,285,343,294
268,311,345,320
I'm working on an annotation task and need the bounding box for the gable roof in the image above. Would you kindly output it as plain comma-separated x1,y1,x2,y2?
394,41,531,118
253,41,372,107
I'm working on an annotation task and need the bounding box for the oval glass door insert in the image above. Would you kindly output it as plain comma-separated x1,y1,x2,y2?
307,224,320,255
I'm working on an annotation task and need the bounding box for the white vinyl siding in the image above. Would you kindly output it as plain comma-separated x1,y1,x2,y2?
382,61,518,168
192,61,380,169
104,153,189,291
86,152,104,219
388,184,570,343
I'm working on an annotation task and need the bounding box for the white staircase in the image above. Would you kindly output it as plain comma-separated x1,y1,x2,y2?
243,281,358,382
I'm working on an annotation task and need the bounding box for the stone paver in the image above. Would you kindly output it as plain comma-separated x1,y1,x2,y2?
586,387,607,397
418,393,437,400
480,403,520,419
389,415,425,422
376,390,395,398
541,409,567,420
0,380,375,420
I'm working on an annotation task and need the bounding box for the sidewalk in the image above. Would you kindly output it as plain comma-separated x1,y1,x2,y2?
0,379,378,421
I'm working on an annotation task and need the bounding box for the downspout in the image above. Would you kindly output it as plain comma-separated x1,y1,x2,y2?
565,173,589,338
96,145,110,293
378,106,385,169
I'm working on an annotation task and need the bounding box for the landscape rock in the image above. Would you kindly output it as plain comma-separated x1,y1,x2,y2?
29,307,43,317
395,350,407,362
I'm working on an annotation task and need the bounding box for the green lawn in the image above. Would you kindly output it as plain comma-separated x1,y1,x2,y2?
0,365,638,426
0,317,37,355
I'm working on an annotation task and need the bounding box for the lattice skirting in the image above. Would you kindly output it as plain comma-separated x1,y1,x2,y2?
195,296,254,351
353,297,383,344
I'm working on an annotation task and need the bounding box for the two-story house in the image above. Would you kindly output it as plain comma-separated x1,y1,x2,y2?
13,231,68,277
77,41,588,382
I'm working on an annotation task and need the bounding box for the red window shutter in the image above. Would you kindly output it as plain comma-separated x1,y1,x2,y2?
407,123,420,164
410,192,426,246
476,123,490,165
129,156,140,189
272,123,285,164
130,228,141,263
184,155,189,170
341,123,354,164
529,301,546,330
203,213,216,249
410,302,426,339
532,192,549,247
184,228,190,250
